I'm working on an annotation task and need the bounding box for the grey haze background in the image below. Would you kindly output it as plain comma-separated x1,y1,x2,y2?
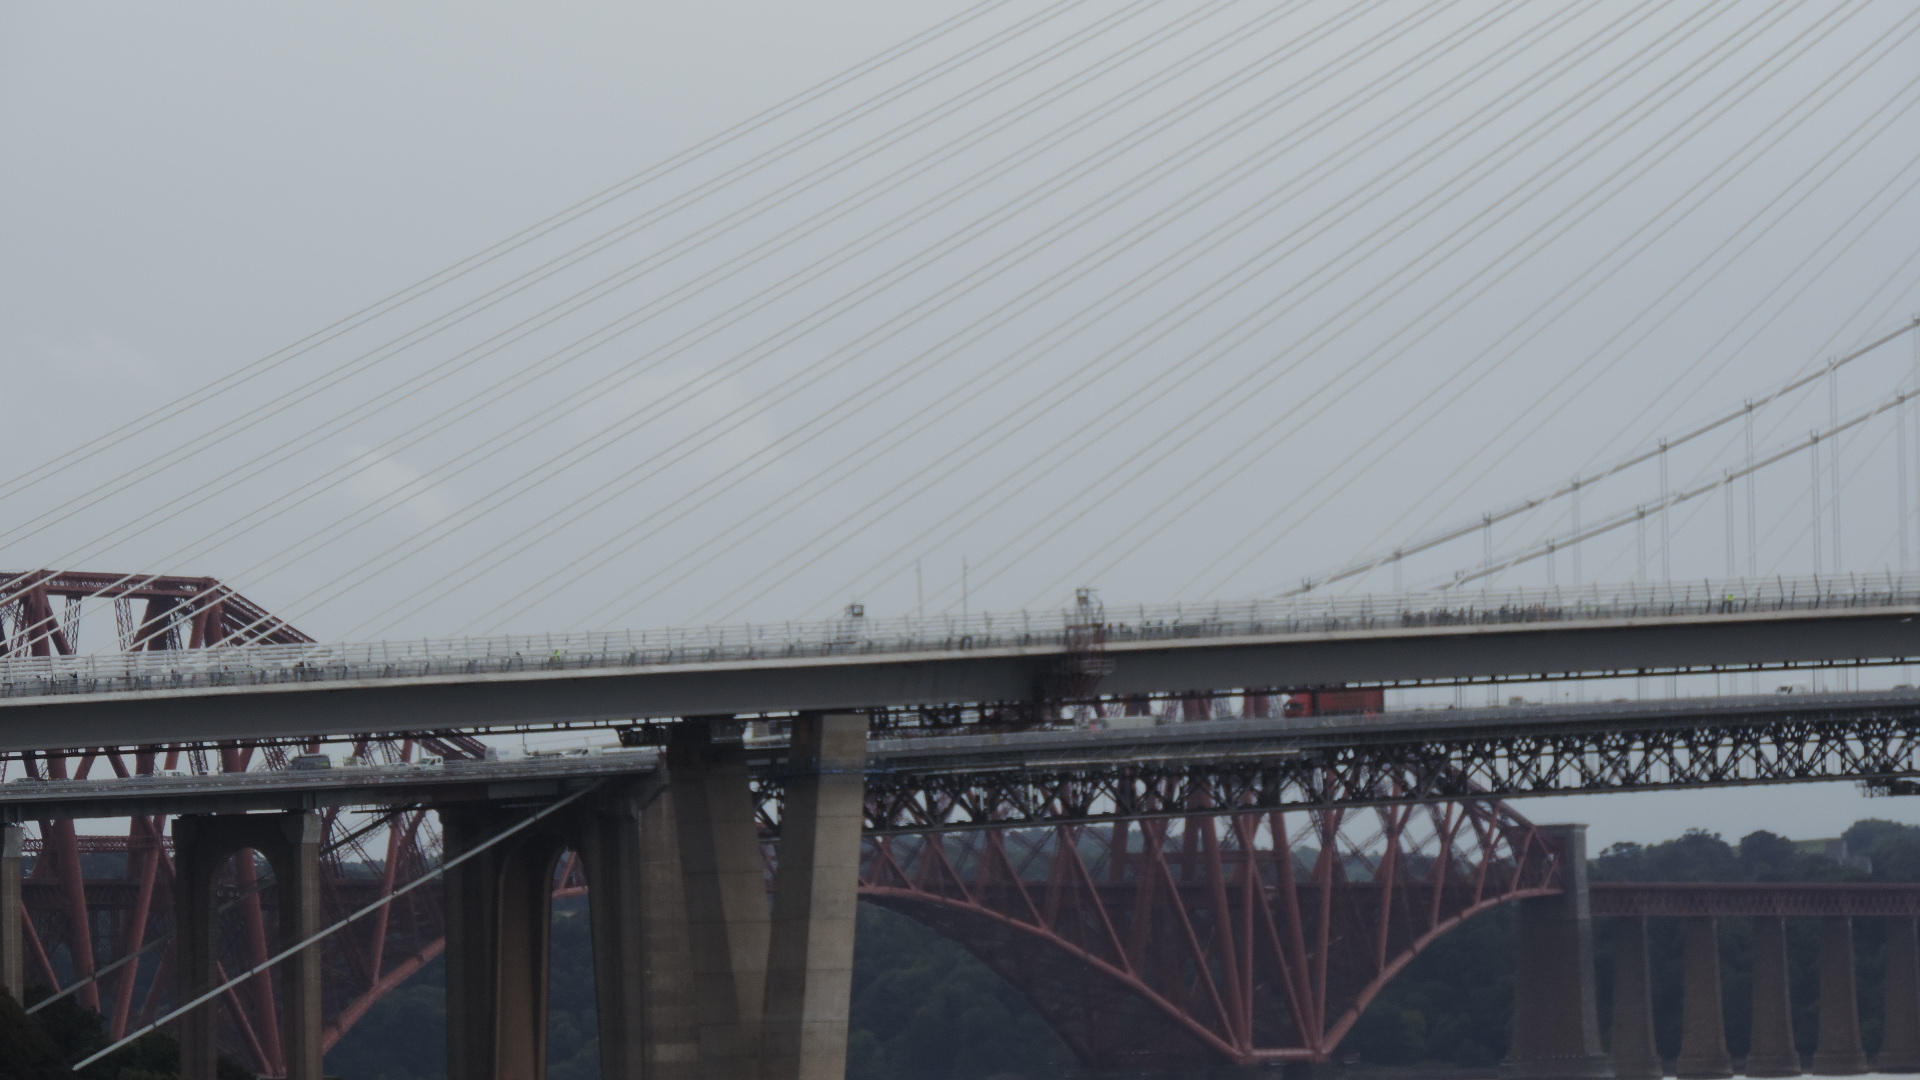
5,1,1920,846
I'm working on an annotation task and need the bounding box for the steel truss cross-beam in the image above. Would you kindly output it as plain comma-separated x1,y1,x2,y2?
835,703,1920,832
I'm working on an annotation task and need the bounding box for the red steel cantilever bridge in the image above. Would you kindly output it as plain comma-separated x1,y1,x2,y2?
10,572,1920,1072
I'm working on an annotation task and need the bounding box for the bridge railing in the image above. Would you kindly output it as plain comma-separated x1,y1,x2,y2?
1,571,1915,700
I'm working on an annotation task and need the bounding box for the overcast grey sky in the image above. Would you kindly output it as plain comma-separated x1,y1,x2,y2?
6,1,1920,845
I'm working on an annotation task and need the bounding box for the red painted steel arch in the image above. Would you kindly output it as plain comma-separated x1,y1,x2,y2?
859,800,1565,1069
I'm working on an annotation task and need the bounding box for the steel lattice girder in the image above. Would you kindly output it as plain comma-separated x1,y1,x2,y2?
831,707,1920,832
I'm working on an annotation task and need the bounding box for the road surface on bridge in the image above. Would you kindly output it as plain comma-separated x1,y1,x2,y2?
0,574,1916,752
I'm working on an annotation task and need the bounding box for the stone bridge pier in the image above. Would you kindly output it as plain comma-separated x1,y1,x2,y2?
1505,824,1613,1080
1594,888,1920,1077
1504,837,1920,1080
440,710,867,1080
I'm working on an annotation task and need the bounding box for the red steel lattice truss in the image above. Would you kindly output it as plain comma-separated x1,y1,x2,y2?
860,799,1564,1069
2,572,469,1077
10,573,1565,1073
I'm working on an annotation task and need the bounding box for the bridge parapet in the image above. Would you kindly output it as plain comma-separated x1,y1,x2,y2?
5,572,1920,754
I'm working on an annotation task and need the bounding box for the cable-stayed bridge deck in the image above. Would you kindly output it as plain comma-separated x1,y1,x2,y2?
1,574,1917,753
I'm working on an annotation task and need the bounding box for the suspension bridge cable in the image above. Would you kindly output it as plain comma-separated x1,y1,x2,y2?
1477,177,1920,590
243,2,1528,638
666,0,1739,624
1571,259,1920,587
472,0,1658,630
939,0,1839,608
105,0,1420,638
1192,38,1920,599
0,0,1132,558
1439,371,1920,588
455,0,1587,633
1443,147,1920,593
0,0,1038,513
1021,0,1887,605
1332,62,1920,592
1134,3,1910,599
0,0,1266,617
0,0,1026,509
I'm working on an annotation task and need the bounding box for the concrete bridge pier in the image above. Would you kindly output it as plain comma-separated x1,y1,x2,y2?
1747,915,1802,1076
1676,917,1732,1079
578,784,699,1080
668,718,773,1080
1811,917,1870,1075
173,811,323,1080
666,711,868,1080
1504,824,1612,1080
1882,918,1920,1072
759,711,868,1080
0,823,21,1001
1608,916,1660,1080
435,713,867,1080
443,781,689,1080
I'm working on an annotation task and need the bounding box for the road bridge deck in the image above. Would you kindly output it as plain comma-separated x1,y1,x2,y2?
0,574,1917,753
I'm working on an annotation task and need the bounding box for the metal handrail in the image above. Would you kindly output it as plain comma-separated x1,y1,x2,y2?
0,571,1913,701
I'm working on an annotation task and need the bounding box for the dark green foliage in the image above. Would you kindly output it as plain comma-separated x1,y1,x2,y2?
1345,818,1920,1070
1343,907,1515,1069
331,899,1062,1080
847,905,1067,1080
324,955,449,1080
325,898,600,1080
1846,819,1920,881
0,988,67,1080
11,987,246,1080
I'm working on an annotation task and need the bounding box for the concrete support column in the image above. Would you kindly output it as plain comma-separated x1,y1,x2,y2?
0,823,21,1000
669,717,773,1080
1811,916,1870,1075
1881,918,1920,1073
175,821,219,1080
442,806,566,1080
446,785,697,1080
1676,917,1732,1079
760,711,869,1080
1609,917,1660,1080
174,812,323,1080
441,808,500,1080
1503,824,1611,1080
578,782,700,1080
636,789,703,1080
1748,915,1801,1076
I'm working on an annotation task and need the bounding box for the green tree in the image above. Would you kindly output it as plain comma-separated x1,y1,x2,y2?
0,988,66,1080
847,905,1067,1080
